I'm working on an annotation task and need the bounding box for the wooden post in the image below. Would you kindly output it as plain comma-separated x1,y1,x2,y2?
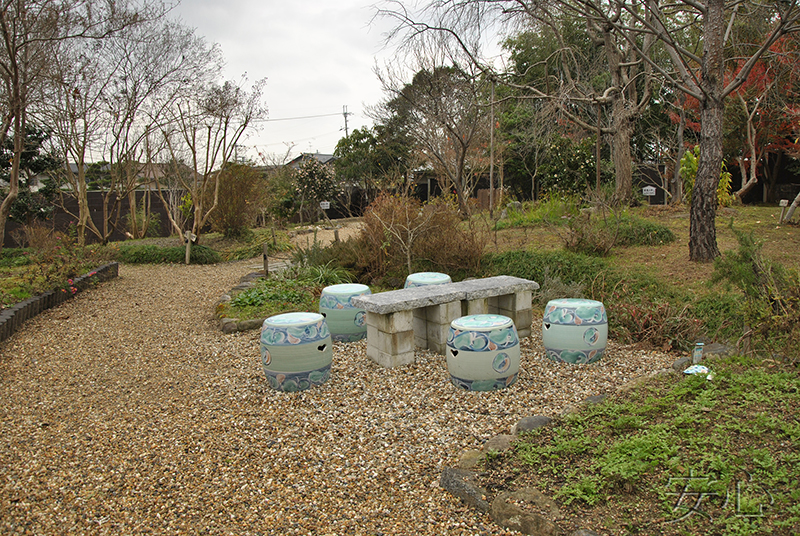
263,243,270,277
184,230,193,265
334,229,340,242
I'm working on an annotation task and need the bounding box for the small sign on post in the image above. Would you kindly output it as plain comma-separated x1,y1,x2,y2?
642,186,657,197
319,201,330,210
779,199,789,223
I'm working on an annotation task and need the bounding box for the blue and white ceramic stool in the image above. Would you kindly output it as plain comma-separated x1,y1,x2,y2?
260,312,333,392
404,272,451,288
542,299,607,364
446,314,520,391
319,283,370,342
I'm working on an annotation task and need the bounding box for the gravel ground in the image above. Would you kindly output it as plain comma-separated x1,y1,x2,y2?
0,261,676,535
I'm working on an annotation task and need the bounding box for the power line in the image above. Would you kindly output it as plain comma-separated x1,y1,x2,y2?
252,112,344,123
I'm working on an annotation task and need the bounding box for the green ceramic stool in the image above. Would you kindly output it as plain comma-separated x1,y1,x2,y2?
542,298,607,364
446,314,520,391
260,312,332,392
319,283,370,342
404,272,451,288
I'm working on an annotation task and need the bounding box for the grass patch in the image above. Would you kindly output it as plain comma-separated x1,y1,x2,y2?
502,356,800,534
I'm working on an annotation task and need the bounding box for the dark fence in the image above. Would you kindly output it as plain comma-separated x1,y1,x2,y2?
4,190,176,248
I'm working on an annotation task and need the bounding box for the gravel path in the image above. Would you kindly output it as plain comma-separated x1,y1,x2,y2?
0,261,675,535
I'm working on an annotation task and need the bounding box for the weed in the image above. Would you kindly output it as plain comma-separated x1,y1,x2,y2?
711,224,800,362
599,427,677,488
556,474,604,505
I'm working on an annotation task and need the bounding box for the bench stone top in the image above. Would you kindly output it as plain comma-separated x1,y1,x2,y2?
351,275,539,314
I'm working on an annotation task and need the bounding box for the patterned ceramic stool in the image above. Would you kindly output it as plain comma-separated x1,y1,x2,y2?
446,314,520,391
542,299,607,364
319,283,370,342
260,312,332,392
404,272,452,288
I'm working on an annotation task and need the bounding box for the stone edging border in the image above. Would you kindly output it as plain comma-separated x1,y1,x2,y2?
215,270,270,334
0,262,120,343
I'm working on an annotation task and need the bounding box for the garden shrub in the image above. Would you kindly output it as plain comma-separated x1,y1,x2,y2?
493,194,580,230
360,193,485,283
610,214,675,246
117,244,221,264
0,248,32,267
560,210,619,256
484,250,706,350
206,163,268,239
25,226,90,289
482,249,608,286
220,229,292,261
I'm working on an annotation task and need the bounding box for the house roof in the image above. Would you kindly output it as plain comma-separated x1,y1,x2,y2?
286,152,336,169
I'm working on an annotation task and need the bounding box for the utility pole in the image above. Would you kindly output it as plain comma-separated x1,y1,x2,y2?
343,105,350,137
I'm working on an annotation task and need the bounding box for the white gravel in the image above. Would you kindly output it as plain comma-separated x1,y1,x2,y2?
0,261,675,535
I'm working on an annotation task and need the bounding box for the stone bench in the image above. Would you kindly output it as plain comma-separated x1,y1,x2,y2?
351,276,539,368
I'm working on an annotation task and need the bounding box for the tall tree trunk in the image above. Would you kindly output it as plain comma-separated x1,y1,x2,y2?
0,115,22,254
611,103,635,204
690,0,725,262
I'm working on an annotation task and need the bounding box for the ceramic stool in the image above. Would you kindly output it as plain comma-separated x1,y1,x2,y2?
260,312,332,392
404,272,451,288
446,314,520,391
542,299,607,364
319,283,370,342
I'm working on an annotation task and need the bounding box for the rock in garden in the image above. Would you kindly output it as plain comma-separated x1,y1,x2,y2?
582,394,606,405
457,449,484,469
483,434,516,453
491,488,561,536
672,356,691,372
439,467,491,512
512,416,552,435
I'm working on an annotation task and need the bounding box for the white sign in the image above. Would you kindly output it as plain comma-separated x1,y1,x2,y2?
642,186,657,197
780,199,789,207
320,201,330,210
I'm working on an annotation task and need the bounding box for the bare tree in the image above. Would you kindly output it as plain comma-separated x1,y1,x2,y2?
159,77,267,262
41,16,212,245
377,0,656,205
0,0,160,252
377,0,800,261
374,50,490,215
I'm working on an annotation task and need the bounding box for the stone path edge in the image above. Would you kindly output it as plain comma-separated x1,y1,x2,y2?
0,262,119,343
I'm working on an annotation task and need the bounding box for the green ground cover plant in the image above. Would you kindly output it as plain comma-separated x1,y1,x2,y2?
0,228,112,308
219,262,353,321
492,355,800,535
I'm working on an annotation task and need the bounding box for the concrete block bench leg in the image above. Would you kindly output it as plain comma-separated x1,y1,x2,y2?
462,297,489,317
425,301,461,355
365,310,415,368
489,291,533,338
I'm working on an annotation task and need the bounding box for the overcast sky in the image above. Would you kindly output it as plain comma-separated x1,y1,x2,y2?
171,0,396,163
